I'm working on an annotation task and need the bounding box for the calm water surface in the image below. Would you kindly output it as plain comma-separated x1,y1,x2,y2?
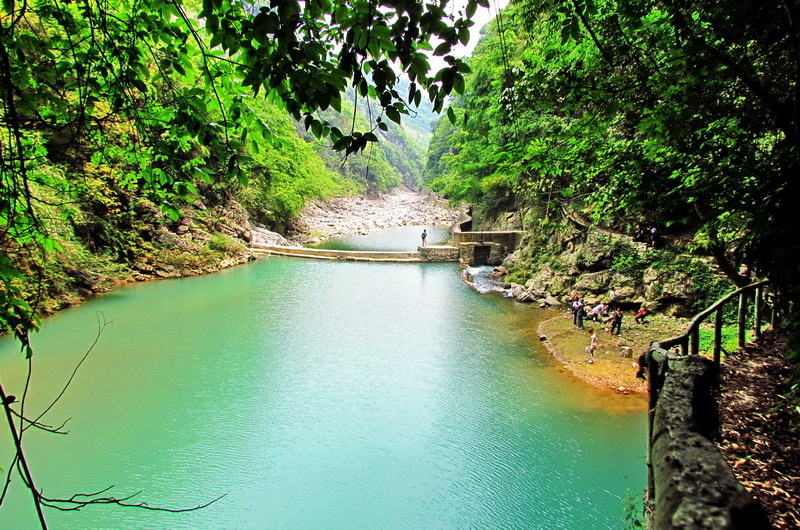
0,227,646,528
310,224,451,251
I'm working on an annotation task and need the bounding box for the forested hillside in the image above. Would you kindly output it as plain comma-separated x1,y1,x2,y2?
424,0,800,317
4,0,799,347
0,0,437,319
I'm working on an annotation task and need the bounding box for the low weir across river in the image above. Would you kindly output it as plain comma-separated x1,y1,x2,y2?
251,229,524,265
250,243,459,262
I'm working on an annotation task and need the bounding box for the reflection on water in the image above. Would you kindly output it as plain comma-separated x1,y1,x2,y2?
310,225,451,251
0,226,646,528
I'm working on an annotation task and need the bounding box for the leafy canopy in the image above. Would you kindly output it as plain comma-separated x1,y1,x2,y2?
1,0,488,337
426,0,800,300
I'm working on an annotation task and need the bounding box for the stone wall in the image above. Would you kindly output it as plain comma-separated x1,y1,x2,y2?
453,230,523,248
649,353,770,529
419,246,460,262
458,242,508,266
453,231,522,266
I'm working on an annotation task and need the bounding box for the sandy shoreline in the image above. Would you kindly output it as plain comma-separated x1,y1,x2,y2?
537,315,647,395
536,310,693,396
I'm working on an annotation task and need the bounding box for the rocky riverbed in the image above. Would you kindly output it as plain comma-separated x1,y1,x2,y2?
285,187,463,245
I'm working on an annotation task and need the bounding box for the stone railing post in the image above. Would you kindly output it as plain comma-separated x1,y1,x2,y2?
754,286,763,339
713,308,723,367
737,291,747,348
647,280,773,527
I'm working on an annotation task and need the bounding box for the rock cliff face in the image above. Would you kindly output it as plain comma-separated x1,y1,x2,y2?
37,198,258,316
131,199,255,281
502,224,726,316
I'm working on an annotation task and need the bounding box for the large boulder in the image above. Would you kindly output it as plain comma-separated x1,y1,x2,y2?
523,268,573,298
572,270,639,303
515,290,536,303
573,269,613,294
574,227,618,271
644,267,694,299
251,226,293,247
544,296,562,307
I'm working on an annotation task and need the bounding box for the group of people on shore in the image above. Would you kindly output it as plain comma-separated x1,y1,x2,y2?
633,225,660,248
570,290,623,333
569,288,652,365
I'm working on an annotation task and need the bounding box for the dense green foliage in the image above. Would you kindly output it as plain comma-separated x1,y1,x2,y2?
425,0,800,308
1,0,480,338
0,31,417,324
609,246,729,313
236,101,355,230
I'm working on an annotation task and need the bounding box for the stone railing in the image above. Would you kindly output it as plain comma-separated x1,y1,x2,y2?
645,280,774,528
656,280,772,364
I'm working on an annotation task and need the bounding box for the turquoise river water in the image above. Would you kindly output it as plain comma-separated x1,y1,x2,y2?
0,226,646,529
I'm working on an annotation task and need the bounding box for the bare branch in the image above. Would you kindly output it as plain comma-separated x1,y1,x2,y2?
39,487,227,513
0,383,48,526
25,312,111,431
9,408,71,434
0,454,20,506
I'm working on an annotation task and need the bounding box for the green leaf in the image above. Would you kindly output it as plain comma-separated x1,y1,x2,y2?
386,106,402,124
447,106,456,125
433,42,451,56
458,27,470,46
466,0,477,19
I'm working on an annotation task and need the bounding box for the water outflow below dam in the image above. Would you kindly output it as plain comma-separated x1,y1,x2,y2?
0,226,646,528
